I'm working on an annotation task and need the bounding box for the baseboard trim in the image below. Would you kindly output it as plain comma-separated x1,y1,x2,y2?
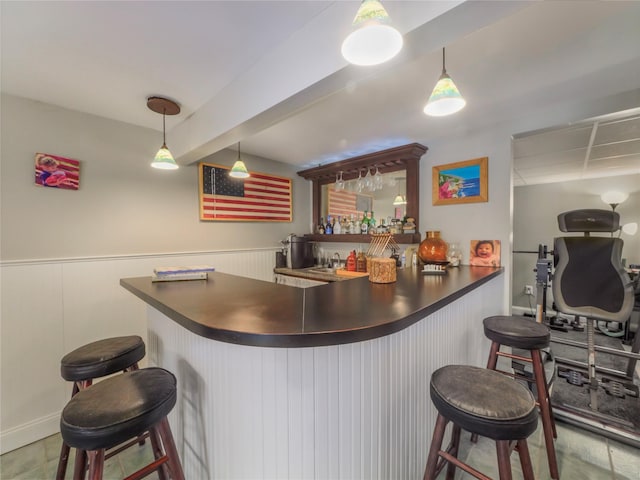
0,411,60,455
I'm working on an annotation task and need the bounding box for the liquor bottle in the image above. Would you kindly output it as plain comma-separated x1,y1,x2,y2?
353,217,361,234
361,211,369,234
356,251,367,272
333,215,342,234
325,216,333,235
342,216,350,233
318,217,325,234
368,211,376,233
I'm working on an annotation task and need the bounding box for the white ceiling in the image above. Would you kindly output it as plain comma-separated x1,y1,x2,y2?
2,1,640,185
513,109,640,186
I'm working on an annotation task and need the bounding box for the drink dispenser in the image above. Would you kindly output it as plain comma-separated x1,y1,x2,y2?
285,234,314,269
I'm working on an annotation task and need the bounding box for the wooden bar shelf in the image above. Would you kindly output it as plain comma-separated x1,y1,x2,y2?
304,233,421,244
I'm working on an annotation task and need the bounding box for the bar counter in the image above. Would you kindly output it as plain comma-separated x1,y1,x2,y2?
120,265,502,348
120,266,504,479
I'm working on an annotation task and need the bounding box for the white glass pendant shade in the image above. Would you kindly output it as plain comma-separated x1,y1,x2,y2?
151,143,179,170
424,48,466,117
229,142,250,179
230,160,250,178
341,0,403,66
393,194,406,205
424,73,466,116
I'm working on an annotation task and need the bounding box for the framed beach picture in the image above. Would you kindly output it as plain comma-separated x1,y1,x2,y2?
432,157,488,205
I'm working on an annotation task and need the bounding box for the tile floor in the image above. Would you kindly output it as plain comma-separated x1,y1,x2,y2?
434,420,639,480
1,420,638,479
0,433,160,480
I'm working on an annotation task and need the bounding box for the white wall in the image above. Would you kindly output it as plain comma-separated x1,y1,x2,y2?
513,176,640,310
420,125,514,311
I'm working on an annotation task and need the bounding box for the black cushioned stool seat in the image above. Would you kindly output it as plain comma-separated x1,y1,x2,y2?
60,335,145,381
482,315,559,480
423,365,537,480
56,336,146,480
60,368,184,480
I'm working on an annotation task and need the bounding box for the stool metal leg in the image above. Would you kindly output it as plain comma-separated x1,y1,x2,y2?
72,448,87,480
423,414,448,480
149,425,170,480
58,380,91,480
496,440,513,480
516,439,535,480
485,341,560,480
531,349,560,479
157,417,186,480
445,425,461,480
486,341,500,370
87,450,105,480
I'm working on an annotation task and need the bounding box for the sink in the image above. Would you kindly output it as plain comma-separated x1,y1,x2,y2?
307,267,336,274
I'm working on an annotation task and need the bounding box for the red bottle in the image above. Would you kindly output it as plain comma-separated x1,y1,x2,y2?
346,250,357,272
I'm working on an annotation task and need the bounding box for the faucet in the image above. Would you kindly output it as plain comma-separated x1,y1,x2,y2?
332,252,341,269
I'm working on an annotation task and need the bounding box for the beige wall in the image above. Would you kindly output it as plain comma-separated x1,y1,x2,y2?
0,94,311,261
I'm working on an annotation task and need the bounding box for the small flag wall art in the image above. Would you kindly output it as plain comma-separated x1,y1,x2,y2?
199,163,292,221
34,153,80,190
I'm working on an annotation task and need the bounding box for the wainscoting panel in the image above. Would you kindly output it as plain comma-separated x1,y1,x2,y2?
0,248,277,454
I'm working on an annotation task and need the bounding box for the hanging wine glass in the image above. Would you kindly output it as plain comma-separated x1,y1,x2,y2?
356,168,365,193
364,167,374,192
373,166,383,191
334,171,345,191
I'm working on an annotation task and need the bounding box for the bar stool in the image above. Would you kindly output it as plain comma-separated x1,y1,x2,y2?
60,367,184,480
423,365,538,480
56,335,146,480
482,315,559,480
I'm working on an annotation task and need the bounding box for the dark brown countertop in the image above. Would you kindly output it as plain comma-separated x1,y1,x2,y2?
120,266,502,348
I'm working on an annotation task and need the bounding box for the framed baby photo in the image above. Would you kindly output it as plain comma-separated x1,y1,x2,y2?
469,240,501,267
432,157,488,205
34,153,80,190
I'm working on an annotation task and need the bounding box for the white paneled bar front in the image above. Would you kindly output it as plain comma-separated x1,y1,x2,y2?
147,275,501,479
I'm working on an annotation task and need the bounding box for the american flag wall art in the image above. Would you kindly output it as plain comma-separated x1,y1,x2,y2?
34,153,80,190
199,163,292,222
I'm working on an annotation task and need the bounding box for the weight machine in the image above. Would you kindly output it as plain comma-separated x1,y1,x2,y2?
516,209,640,447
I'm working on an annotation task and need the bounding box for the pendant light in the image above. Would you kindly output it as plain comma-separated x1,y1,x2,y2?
147,96,180,170
424,48,466,117
229,142,250,179
393,194,406,205
341,0,403,66
393,177,407,205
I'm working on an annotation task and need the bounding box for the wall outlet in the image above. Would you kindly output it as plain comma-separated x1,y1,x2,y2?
524,285,534,296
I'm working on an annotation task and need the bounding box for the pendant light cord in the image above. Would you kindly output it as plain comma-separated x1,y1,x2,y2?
162,109,167,146
442,47,446,74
